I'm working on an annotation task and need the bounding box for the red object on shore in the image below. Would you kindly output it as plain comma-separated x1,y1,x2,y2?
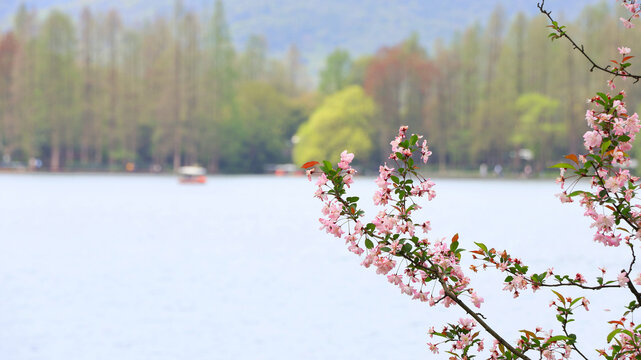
179,175,206,184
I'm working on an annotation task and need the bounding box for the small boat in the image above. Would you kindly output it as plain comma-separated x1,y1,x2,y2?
178,165,207,184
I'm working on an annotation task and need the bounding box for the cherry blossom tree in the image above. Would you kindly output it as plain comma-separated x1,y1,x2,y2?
306,1,641,358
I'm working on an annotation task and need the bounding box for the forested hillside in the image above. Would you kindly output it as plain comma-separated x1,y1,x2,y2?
0,1,637,173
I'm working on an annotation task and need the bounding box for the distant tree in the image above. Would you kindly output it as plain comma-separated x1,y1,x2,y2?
0,32,19,162
364,35,435,163
293,85,376,167
218,82,296,172
346,55,371,86
319,48,352,95
201,0,236,172
181,11,200,166
240,34,267,82
512,93,562,171
285,44,307,96
106,10,122,168
12,4,38,162
38,11,77,171
79,7,95,165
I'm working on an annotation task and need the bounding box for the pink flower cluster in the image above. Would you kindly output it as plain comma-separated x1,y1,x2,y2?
427,318,483,355
558,90,641,247
620,0,641,28
310,126,487,357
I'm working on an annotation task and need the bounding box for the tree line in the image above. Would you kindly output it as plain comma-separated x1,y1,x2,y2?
295,3,641,174
0,1,311,173
0,1,637,173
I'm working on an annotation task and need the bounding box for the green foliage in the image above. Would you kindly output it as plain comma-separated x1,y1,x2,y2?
219,82,307,173
513,93,562,146
319,48,352,95
293,85,376,166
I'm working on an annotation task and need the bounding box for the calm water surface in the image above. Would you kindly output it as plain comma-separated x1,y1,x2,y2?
0,174,631,359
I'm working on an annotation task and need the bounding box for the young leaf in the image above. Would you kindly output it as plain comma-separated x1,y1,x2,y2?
301,161,319,169
564,154,579,164
551,290,566,305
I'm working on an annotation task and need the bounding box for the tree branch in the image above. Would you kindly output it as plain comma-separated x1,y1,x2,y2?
538,0,641,84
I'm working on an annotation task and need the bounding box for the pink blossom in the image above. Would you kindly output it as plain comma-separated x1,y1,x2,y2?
583,130,602,148
604,176,622,193
420,220,431,233
582,297,590,311
618,271,630,287
556,192,573,203
470,291,484,308
342,174,354,187
390,137,401,153
621,17,635,28
415,291,429,302
316,173,328,187
591,214,614,230
586,110,597,127
378,164,393,179
361,253,376,268
306,168,315,181
421,140,432,163
608,79,616,90
387,274,402,285
619,46,632,55
348,244,364,255
375,257,396,275
338,150,354,170
458,317,475,330
399,282,413,295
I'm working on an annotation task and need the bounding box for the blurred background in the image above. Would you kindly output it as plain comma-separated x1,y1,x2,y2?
0,1,637,359
0,0,633,176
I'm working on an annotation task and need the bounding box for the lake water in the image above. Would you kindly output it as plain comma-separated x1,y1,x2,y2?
0,174,633,359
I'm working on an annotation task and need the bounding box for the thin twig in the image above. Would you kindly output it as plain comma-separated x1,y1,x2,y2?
538,0,641,83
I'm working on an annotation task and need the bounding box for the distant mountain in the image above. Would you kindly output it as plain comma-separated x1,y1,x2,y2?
1,0,606,75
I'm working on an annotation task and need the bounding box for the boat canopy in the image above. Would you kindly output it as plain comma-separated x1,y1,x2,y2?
179,166,206,176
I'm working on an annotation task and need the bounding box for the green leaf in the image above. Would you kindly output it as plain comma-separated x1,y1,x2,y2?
550,162,576,170
410,134,418,146
475,242,488,253
601,140,612,155
548,335,570,342
346,196,360,203
323,160,333,171
365,239,374,249
569,297,582,306
607,328,623,343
